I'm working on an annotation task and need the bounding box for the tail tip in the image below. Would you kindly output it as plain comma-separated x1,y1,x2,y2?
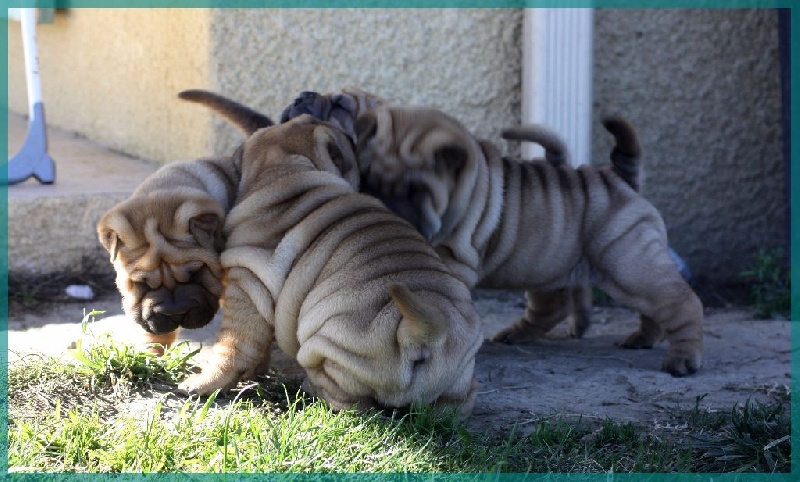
177,89,204,101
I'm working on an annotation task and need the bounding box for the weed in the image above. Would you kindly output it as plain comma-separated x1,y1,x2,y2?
69,309,200,388
739,247,791,319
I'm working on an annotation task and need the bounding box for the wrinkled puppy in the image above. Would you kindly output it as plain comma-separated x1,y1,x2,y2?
178,116,483,418
354,106,704,377
96,153,249,350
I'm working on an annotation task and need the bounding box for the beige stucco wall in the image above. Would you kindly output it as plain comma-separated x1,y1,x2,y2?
208,8,523,157
592,9,785,283
7,8,212,163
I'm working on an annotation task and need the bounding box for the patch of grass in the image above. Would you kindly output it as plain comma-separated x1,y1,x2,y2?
10,391,462,473
70,310,199,389
7,320,792,473
739,247,791,319
689,399,791,472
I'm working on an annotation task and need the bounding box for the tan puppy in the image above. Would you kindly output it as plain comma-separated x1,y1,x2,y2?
96,155,243,350
178,116,483,418
354,106,704,376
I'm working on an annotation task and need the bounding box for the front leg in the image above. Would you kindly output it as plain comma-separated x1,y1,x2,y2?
493,288,570,343
179,268,274,395
141,330,179,356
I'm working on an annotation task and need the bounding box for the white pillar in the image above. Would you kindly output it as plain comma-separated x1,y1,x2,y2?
522,8,594,166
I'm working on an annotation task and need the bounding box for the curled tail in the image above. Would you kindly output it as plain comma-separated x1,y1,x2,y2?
501,124,569,166
602,115,642,191
178,89,274,135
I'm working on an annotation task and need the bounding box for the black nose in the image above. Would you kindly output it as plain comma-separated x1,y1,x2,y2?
154,302,189,319
144,299,190,334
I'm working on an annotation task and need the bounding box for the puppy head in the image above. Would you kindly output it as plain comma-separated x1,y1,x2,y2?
280,87,386,143
244,114,361,189
97,192,226,334
355,105,482,244
301,282,481,420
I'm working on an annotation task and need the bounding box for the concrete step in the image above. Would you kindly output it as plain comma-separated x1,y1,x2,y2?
7,111,159,283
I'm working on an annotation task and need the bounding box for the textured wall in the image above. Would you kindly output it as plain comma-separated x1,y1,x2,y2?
592,9,785,282
209,8,523,157
7,9,212,163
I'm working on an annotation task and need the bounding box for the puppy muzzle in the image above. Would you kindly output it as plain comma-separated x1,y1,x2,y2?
140,284,219,334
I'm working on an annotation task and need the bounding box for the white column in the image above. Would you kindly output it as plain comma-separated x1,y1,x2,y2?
522,8,594,166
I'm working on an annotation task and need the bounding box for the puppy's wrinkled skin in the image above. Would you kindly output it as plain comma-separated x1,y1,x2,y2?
501,117,643,340
355,106,704,377
279,88,385,142
97,156,245,349
178,116,482,419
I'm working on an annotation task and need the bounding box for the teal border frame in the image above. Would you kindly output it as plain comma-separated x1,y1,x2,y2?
2,1,796,480
1,5,8,480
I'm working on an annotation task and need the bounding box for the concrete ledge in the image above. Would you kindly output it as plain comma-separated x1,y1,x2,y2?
7,111,159,279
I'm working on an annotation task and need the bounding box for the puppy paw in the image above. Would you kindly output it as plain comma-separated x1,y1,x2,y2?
620,331,656,349
662,352,702,377
492,324,544,344
178,370,240,396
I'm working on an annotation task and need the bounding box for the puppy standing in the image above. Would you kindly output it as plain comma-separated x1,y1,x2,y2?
178,116,483,418
354,106,704,376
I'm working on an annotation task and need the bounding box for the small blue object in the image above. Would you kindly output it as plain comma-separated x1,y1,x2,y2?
669,247,694,285
6,102,56,185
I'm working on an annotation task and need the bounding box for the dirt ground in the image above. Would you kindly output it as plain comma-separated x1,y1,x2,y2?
7,289,791,432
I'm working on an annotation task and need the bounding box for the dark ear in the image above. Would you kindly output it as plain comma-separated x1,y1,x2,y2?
354,112,378,151
230,144,245,176
326,138,356,178
433,145,468,174
189,213,222,251
99,229,121,262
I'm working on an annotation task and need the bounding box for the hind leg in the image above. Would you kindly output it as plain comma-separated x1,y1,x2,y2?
179,267,274,395
596,239,703,377
567,284,593,338
493,288,570,343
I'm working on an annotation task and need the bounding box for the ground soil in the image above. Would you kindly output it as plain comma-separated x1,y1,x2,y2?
7,289,791,433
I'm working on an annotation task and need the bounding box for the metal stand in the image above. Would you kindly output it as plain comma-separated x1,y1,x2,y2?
6,8,56,185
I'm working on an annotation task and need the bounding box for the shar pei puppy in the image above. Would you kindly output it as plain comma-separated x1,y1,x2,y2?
177,115,483,418
96,151,251,351
353,105,704,377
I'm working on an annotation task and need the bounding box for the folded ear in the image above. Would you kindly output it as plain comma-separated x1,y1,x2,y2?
325,134,358,181
189,212,223,251
389,282,445,347
98,228,121,262
354,111,379,151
